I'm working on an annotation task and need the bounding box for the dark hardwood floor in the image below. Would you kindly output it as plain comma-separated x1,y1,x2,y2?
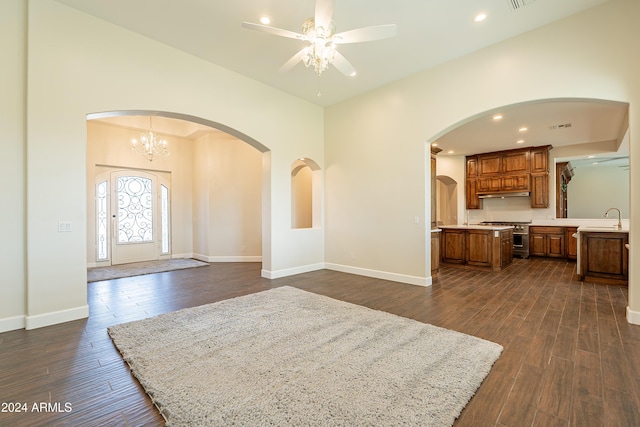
1,258,639,426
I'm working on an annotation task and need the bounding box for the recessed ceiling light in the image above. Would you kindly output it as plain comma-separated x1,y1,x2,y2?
447,150,455,154
260,16,271,25
492,114,503,121
349,71,357,77
516,139,525,144
431,142,439,147
474,13,487,23
518,127,528,132
592,162,599,165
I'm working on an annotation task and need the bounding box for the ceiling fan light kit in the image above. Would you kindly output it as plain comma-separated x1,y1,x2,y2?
300,18,337,76
242,0,396,77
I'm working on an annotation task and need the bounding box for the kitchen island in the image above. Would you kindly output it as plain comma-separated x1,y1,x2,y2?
439,225,514,271
577,225,629,285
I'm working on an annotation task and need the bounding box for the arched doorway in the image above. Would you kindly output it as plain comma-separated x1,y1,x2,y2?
86,110,271,270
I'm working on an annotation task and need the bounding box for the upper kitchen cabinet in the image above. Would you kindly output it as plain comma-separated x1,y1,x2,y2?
530,146,550,173
502,149,531,174
477,153,501,175
466,145,552,209
465,157,482,210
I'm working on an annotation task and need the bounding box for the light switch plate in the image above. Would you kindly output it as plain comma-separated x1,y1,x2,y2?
58,221,72,232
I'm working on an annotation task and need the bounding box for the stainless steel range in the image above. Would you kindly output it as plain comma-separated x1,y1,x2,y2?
480,221,531,259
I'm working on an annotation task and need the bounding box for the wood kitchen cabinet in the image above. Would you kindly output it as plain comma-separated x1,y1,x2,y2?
565,226,578,260
530,226,565,258
579,231,629,285
502,150,531,174
440,227,513,271
467,229,492,268
477,174,530,193
465,157,482,209
477,153,501,175
431,230,440,272
530,146,550,173
466,156,478,176
465,145,551,209
530,173,549,208
501,174,530,192
530,146,550,208
500,231,514,269
441,229,466,265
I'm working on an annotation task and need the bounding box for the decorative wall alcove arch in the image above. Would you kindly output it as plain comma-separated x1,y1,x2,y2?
290,158,322,229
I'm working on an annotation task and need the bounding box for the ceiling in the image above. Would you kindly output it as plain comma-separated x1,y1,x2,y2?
54,0,610,107
432,99,629,160
65,0,626,161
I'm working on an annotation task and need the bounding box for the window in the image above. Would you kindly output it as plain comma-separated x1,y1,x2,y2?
96,180,109,261
161,184,170,254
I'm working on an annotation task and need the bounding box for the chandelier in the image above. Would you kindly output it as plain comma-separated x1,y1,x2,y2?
300,18,337,76
131,116,169,161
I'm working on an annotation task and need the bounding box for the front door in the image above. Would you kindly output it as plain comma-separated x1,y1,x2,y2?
95,169,171,266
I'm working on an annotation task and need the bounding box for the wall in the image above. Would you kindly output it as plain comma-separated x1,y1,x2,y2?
5,0,325,331
0,0,26,332
568,165,629,219
192,133,262,261
325,0,640,319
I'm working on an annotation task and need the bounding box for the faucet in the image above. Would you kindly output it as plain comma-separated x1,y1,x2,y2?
604,207,622,229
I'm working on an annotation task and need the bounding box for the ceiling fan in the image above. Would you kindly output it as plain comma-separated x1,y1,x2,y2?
241,0,397,77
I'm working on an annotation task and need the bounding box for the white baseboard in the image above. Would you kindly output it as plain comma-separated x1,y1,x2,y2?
0,315,26,333
25,305,89,330
193,254,262,263
627,306,640,325
325,263,431,287
172,253,194,259
262,263,325,279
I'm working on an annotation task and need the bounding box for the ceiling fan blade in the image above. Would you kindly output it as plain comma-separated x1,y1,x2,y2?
279,49,306,73
332,51,356,77
334,24,398,44
314,0,334,29
241,22,302,40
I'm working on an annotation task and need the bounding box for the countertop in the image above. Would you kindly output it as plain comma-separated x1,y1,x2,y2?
438,225,513,231
577,225,629,233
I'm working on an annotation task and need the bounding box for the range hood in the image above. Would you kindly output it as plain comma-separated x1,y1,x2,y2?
478,191,530,199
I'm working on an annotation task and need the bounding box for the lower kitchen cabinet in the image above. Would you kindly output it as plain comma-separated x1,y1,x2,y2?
501,232,514,269
440,227,513,271
529,226,565,258
579,231,629,285
441,229,466,265
431,230,440,272
467,229,492,268
565,226,578,260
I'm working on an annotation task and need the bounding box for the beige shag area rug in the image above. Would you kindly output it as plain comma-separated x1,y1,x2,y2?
87,258,208,282
108,286,502,427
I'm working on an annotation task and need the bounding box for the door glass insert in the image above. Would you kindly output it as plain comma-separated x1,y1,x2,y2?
117,176,153,243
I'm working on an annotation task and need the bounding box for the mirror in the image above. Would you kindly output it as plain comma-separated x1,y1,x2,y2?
556,156,629,219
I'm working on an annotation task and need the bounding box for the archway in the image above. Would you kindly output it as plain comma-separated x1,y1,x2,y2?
86,110,271,272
